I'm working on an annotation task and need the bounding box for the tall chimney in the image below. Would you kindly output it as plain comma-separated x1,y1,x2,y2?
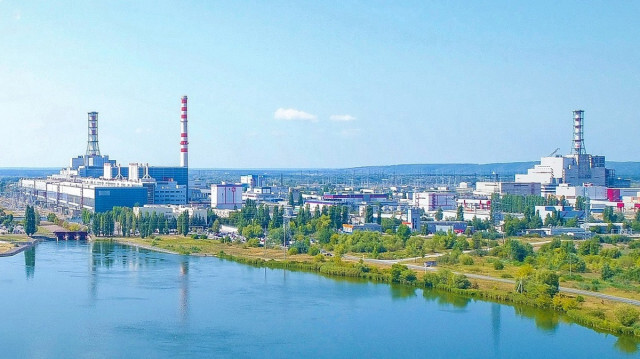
180,96,188,167
86,111,101,157
572,110,585,155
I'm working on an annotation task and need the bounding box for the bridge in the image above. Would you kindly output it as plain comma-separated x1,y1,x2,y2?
52,229,88,241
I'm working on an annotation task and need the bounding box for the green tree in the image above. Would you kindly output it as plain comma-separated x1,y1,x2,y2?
24,205,37,236
435,207,443,221
212,219,221,233
396,224,411,244
46,213,57,223
81,209,92,225
288,191,295,206
601,262,615,280
297,192,303,206
178,211,190,236
365,205,374,223
456,205,464,221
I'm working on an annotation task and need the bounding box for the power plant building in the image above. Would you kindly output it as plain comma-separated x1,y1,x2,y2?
20,96,191,213
515,110,615,194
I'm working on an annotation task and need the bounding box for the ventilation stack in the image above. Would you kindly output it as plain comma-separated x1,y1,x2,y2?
180,96,188,167
86,112,101,157
572,110,585,155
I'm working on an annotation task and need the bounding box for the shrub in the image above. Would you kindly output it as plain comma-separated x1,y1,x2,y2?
422,273,441,288
588,309,606,320
493,261,504,270
247,238,260,247
614,305,640,327
452,274,471,289
308,246,321,256
287,247,299,255
460,254,474,265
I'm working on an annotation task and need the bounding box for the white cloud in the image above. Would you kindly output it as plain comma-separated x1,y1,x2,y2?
330,114,356,122
274,108,317,122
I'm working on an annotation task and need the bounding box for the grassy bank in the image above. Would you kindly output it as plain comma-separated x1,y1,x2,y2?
0,241,18,254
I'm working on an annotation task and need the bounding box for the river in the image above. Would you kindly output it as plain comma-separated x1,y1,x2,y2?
0,240,637,358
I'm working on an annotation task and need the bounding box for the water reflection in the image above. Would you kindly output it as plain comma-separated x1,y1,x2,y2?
86,241,192,324
614,336,639,354
515,306,559,333
422,289,471,309
179,260,189,322
390,284,417,300
491,304,500,352
89,241,165,270
24,246,35,279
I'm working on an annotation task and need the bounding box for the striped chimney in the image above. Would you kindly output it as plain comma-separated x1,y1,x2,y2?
180,96,188,167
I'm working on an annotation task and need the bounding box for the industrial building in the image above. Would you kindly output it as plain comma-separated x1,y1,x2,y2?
20,177,148,213
414,192,456,212
240,175,266,188
211,184,243,210
515,111,617,193
475,182,541,196
19,96,191,213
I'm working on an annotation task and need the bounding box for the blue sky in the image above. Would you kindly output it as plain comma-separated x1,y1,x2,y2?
1,1,639,168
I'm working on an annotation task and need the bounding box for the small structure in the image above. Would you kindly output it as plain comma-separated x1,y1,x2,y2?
52,229,88,241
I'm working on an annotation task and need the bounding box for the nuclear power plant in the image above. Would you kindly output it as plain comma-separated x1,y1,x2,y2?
514,110,623,196
20,96,190,214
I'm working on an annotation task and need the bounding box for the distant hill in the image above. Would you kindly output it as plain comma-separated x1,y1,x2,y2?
2,161,639,179
607,162,640,177
347,162,538,175
348,161,640,177
0,168,59,178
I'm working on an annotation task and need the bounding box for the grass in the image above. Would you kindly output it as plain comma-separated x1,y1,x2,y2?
0,234,31,242
0,241,18,254
112,235,316,260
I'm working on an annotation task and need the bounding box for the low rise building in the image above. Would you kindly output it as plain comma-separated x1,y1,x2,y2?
211,184,243,210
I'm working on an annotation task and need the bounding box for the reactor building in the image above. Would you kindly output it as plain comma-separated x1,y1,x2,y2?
515,110,623,196
20,96,190,213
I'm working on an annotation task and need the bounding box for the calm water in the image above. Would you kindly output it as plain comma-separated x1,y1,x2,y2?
0,241,638,358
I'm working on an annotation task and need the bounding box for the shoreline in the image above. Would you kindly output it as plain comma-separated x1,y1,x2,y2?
0,236,46,257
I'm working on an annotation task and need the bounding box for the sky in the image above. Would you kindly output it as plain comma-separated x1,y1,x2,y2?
1,1,639,169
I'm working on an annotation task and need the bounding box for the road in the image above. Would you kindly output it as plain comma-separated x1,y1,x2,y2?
343,254,640,306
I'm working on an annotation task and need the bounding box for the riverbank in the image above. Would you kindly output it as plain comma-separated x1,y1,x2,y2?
106,235,640,339
0,236,44,257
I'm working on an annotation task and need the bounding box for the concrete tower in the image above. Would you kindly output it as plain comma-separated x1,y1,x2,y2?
572,110,585,155
180,96,188,167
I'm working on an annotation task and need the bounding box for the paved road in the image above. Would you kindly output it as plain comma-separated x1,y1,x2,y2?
344,254,640,306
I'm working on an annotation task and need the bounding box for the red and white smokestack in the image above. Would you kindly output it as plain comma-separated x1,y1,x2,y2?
180,95,188,167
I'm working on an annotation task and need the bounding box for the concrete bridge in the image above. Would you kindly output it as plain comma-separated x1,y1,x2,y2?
52,230,88,241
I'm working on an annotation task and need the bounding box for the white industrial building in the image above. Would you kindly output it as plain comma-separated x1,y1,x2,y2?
211,184,243,210
475,182,541,196
515,111,611,194
240,175,266,188
414,192,456,211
